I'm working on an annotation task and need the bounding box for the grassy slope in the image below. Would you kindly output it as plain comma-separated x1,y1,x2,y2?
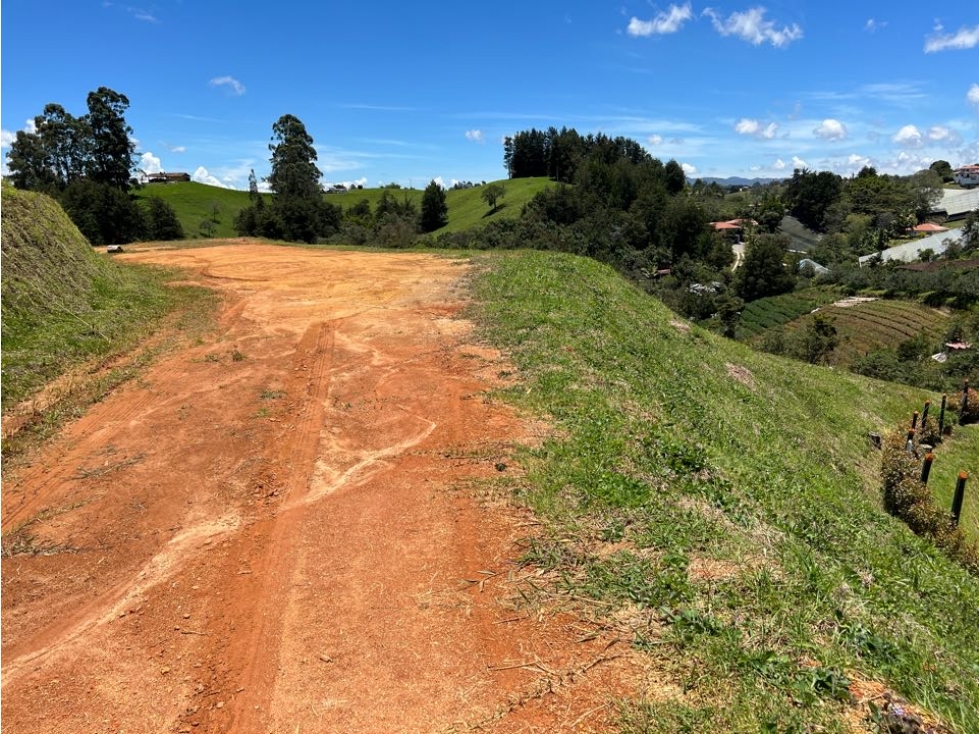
134,178,551,240
1,183,216,438
472,251,979,733
133,182,258,239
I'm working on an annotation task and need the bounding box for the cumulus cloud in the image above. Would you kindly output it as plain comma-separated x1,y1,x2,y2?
703,7,802,48
464,129,485,143
773,158,786,170
433,176,445,188
627,3,693,37
325,176,369,189
892,124,923,147
925,24,979,53
647,134,664,146
791,155,808,169
927,126,961,144
192,166,230,188
680,162,697,176
969,84,979,108
209,76,246,96
139,151,163,174
1,119,39,148
734,118,778,139
813,118,847,141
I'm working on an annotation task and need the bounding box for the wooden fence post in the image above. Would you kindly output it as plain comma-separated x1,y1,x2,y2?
920,453,934,485
951,472,968,527
921,399,930,426
912,411,919,430
939,394,947,439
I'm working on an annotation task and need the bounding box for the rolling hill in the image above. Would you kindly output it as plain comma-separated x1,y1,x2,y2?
133,177,552,239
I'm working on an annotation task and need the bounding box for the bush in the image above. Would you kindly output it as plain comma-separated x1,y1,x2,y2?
880,429,979,574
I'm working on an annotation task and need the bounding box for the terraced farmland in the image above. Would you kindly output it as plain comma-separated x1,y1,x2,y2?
737,287,840,339
779,299,950,364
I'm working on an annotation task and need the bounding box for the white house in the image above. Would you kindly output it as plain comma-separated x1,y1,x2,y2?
953,164,979,188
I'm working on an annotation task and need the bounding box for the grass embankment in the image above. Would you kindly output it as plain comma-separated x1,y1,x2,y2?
134,178,551,240
1,183,217,458
472,251,979,733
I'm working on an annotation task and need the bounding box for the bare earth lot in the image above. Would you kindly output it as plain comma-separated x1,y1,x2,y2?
2,244,640,733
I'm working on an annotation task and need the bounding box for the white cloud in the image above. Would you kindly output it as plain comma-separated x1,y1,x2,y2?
325,176,369,190
968,84,979,108
813,118,847,141
773,158,786,170
680,162,697,176
209,76,246,96
734,118,778,139
139,151,163,174
864,18,886,33
167,144,186,153
892,124,923,147
647,134,664,146
1,118,39,148
927,125,960,144
703,7,802,48
627,3,693,37
464,129,485,143
791,155,808,169
925,24,979,53
433,176,445,188
192,166,230,188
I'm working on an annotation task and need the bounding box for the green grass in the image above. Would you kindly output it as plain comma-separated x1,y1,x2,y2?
928,422,979,543
737,288,840,339
134,178,552,241
133,181,259,239
779,299,950,366
471,251,979,732
1,183,218,458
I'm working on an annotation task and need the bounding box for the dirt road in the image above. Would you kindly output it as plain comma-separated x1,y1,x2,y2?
2,243,636,733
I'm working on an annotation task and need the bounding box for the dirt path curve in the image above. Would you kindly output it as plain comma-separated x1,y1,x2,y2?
2,244,638,733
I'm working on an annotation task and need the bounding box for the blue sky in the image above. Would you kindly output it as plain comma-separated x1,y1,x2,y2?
2,1,977,190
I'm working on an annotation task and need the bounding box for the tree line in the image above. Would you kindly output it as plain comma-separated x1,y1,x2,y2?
6,88,184,244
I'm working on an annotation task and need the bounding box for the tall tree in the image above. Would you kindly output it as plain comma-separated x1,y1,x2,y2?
419,179,448,232
735,233,796,302
267,114,322,198
85,87,136,190
664,159,686,195
481,182,506,212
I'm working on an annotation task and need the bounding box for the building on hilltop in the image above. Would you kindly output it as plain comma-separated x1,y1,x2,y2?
953,164,979,188
144,171,191,184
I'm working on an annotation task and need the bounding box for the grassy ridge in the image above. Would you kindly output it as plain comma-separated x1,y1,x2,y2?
1,184,216,444
133,178,551,240
472,251,978,732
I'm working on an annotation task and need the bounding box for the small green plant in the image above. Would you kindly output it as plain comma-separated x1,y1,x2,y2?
260,389,285,400
231,349,245,362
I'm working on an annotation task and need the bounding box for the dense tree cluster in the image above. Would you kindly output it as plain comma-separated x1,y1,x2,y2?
234,115,342,243
6,88,183,245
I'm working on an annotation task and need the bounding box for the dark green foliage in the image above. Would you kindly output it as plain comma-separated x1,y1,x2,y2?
930,160,953,183
800,313,839,364
267,114,322,199
481,182,506,211
59,179,145,245
784,168,842,232
663,159,686,195
419,179,448,233
85,87,136,190
736,234,796,302
143,197,184,241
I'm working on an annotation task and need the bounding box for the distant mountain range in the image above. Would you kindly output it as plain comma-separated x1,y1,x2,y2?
695,176,784,187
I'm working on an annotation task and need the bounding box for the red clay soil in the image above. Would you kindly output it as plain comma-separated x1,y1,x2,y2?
2,243,641,734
